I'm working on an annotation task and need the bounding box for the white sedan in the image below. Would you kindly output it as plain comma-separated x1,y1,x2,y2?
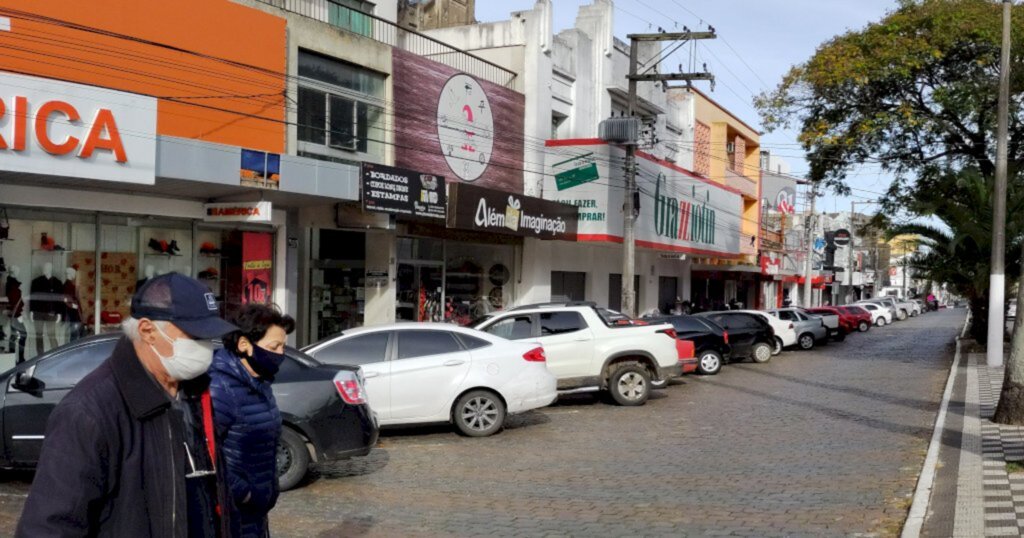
858,303,894,326
303,323,557,437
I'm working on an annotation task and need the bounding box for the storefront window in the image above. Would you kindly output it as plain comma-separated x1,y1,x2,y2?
444,242,514,325
395,237,516,325
311,230,366,340
1,210,95,366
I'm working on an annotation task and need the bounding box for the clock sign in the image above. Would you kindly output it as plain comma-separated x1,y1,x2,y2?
436,74,494,182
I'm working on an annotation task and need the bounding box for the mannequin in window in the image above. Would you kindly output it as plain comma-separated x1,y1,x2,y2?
29,262,62,355
63,267,85,342
5,266,26,362
136,265,156,292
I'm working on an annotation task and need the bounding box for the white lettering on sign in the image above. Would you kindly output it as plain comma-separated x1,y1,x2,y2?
0,71,156,184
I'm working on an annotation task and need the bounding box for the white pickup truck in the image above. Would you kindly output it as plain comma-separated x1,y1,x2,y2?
471,303,690,406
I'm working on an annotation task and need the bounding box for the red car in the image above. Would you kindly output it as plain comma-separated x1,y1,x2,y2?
837,305,874,332
808,306,860,336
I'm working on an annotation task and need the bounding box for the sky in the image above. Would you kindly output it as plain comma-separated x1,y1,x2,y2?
474,0,901,215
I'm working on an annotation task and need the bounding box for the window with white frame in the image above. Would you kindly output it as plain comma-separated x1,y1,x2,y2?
297,50,386,157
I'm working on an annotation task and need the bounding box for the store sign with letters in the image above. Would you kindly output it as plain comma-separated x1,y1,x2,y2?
362,162,447,220
0,71,157,184
448,183,578,241
204,201,273,223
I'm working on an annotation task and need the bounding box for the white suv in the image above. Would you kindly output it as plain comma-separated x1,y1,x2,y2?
472,303,686,406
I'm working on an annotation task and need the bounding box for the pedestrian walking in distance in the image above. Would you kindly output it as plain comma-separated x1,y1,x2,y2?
210,304,295,537
17,273,239,537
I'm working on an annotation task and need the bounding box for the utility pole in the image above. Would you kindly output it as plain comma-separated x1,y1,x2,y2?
848,200,856,303
802,182,818,307
988,0,1012,368
617,29,715,317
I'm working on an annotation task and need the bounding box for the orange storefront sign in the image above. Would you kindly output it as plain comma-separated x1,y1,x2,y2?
0,0,287,153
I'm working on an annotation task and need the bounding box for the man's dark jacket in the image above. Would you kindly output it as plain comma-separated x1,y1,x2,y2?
16,337,230,537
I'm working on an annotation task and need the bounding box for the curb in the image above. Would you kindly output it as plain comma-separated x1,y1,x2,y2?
901,312,971,538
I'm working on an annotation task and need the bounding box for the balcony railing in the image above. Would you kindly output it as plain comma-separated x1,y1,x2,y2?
725,168,758,199
256,0,517,88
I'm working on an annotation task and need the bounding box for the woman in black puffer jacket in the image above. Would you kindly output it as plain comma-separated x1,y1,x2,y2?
210,305,295,538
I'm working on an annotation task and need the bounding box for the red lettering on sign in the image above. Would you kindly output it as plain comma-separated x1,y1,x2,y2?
0,96,128,163
35,100,81,156
80,109,127,163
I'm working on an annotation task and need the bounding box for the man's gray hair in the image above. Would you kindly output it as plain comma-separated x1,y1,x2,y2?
122,317,166,342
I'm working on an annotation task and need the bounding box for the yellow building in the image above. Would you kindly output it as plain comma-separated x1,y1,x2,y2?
689,87,762,265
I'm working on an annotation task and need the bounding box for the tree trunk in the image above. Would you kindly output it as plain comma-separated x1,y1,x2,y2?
995,260,1024,424
970,296,988,343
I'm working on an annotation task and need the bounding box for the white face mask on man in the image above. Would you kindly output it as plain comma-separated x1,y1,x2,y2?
150,323,216,381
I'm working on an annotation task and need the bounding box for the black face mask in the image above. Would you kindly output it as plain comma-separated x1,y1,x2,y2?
248,345,286,379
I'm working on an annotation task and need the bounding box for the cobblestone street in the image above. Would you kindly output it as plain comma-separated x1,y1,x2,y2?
0,310,963,536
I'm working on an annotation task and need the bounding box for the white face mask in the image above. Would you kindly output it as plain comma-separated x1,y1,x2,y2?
150,323,215,381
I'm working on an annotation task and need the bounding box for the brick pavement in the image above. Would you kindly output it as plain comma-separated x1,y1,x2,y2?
267,309,961,537
0,310,962,536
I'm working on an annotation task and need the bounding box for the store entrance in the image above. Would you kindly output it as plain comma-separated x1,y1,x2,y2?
396,262,443,322
310,230,366,342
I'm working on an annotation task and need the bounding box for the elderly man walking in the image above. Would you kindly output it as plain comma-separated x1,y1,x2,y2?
17,273,238,537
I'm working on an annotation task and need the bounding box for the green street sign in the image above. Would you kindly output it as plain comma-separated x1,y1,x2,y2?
555,163,599,191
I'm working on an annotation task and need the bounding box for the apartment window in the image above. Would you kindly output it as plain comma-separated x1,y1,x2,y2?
297,51,385,156
329,0,375,37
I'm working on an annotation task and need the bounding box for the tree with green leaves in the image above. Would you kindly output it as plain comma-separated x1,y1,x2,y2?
755,0,1024,422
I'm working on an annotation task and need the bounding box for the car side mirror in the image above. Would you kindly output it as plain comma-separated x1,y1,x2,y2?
12,366,41,393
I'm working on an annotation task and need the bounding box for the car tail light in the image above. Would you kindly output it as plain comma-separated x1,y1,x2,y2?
658,328,678,340
722,330,729,344
676,339,695,360
334,371,367,405
523,347,546,362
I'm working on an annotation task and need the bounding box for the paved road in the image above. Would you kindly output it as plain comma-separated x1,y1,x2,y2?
0,309,963,536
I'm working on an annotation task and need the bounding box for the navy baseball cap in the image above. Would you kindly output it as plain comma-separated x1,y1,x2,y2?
131,273,238,339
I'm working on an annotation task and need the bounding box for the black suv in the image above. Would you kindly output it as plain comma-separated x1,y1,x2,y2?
695,311,776,364
645,315,731,375
0,334,378,490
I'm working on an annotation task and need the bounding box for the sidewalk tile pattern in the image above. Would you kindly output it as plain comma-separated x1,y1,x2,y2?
979,364,1024,536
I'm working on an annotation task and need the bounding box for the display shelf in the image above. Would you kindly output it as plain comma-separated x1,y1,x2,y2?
144,252,184,257
198,253,223,258
32,249,68,254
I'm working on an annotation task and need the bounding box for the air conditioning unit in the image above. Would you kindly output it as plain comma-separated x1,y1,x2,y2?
598,117,642,144
726,141,736,154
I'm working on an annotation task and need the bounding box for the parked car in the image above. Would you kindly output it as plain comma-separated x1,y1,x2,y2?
767,308,829,350
646,315,731,375
858,302,893,326
305,323,557,437
695,311,776,363
0,334,377,491
472,302,688,406
838,305,873,332
860,297,905,321
807,306,858,337
729,309,796,355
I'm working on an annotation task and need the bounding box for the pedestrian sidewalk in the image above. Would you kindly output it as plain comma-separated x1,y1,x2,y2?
907,334,1024,537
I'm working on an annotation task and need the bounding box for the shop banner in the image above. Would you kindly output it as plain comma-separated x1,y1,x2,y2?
544,141,743,257
240,149,281,190
204,201,273,223
361,162,447,220
447,183,578,241
242,232,272,305
0,71,157,185
391,49,525,193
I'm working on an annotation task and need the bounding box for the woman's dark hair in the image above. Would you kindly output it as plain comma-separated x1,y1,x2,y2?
223,304,295,357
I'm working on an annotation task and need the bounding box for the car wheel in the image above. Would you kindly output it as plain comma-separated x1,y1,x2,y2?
897,310,908,321
772,337,783,355
453,390,506,437
858,321,870,332
751,342,773,363
697,350,723,375
876,317,886,327
798,333,815,350
277,427,311,492
607,361,651,406
833,331,846,342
